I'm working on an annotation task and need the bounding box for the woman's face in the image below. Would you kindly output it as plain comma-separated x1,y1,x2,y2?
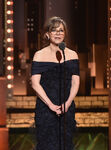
48,23,65,45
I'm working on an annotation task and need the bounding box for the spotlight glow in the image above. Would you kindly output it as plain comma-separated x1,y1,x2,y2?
7,38,13,42
7,65,13,70
7,84,13,89
7,75,14,79
7,56,13,61
7,20,13,24
7,10,13,15
7,47,13,52
7,29,13,33
7,1,13,5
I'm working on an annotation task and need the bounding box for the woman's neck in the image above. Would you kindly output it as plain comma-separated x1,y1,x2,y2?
49,43,60,53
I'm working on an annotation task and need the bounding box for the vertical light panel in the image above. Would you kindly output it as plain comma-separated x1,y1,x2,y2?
108,0,111,149
0,0,4,76
5,0,14,98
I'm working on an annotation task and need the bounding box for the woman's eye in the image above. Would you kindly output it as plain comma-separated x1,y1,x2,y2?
51,29,64,32
60,29,64,32
50,28,65,34
51,29,56,32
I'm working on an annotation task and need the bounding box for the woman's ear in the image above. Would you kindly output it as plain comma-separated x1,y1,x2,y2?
45,32,50,40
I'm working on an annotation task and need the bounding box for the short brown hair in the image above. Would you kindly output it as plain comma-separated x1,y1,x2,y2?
44,16,67,33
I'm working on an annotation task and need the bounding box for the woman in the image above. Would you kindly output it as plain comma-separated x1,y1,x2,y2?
31,16,80,150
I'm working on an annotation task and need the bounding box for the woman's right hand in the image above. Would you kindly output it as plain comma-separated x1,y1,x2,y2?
49,103,62,115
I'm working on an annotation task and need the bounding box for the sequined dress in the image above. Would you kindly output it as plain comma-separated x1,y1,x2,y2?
31,59,80,150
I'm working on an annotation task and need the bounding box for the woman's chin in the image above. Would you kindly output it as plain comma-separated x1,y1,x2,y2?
51,41,63,46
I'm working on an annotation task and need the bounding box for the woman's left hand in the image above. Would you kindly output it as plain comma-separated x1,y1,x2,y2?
61,101,71,113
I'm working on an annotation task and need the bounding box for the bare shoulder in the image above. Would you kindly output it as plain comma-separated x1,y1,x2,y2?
66,48,79,60
33,47,48,61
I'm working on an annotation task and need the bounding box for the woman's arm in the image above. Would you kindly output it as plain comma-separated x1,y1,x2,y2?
31,74,61,115
62,75,80,112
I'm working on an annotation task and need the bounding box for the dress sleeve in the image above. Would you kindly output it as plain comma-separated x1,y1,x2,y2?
31,61,43,75
72,59,80,76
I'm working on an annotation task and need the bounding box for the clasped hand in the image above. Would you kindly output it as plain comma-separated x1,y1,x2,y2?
49,101,71,116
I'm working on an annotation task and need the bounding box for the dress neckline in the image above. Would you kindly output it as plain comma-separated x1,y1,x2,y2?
32,59,79,64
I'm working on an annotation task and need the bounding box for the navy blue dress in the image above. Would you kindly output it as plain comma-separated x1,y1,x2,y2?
31,59,80,150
